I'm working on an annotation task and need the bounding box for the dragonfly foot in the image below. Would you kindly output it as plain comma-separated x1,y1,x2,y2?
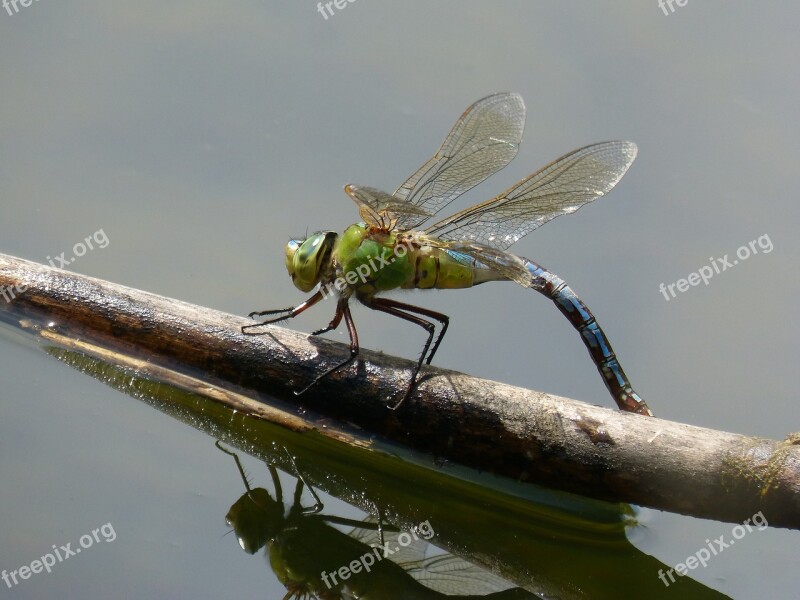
241,322,270,334
294,380,317,396
387,382,417,410
248,308,292,319
387,396,406,411
310,325,336,336
242,307,298,334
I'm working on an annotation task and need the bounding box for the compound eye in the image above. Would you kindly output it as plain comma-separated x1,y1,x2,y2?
284,238,304,276
289,233,329,292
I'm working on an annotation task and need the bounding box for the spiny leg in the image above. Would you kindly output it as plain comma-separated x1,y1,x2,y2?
214,440,285,508
421,307,448,365
363,297,448,409
369,298,449,365
241,290,325,334
267,465,283,512
294,299,360,395
283,451,395,539
244,291,361,395
215,440,255,493
311,305,344,336
283,448,323,515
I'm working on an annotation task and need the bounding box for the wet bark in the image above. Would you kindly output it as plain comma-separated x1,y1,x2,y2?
1,253,798,529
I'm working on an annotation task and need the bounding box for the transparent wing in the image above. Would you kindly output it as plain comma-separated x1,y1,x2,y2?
392,92,526,231
348,521,513,596
425,141,638,250
402,554,515,596
344,184,432,230
347,518,427,566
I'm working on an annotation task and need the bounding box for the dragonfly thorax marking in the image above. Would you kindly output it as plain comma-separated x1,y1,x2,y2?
334,223,414,294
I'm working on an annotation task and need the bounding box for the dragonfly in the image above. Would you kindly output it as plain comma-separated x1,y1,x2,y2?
216,441,539,599
243,93,653,417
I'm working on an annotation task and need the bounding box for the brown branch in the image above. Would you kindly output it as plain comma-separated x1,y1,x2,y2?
1,253,798,529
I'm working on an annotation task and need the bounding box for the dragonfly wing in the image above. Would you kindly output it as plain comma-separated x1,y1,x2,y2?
345,184,432,229
346,517,516,595
425,141,638,250
403,554,515,595
393,92,526,231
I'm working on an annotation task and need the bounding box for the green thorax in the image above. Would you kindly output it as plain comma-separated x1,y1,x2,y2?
334,223,479,293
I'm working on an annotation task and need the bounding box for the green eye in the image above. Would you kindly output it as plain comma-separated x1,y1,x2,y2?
284,239,303,274
284,232,336,292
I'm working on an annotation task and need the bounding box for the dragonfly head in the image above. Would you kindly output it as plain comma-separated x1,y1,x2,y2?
285,231,338,293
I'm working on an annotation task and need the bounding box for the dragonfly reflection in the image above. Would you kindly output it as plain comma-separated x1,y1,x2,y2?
216,442,540,599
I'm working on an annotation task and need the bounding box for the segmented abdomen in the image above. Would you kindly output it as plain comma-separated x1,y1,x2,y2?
524,259,652,416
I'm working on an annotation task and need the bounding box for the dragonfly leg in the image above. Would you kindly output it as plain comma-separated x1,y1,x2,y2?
216,441,283,509
283,448,324,515
215,440,257,494
362,297,449,409
420,307,449,365
310,308,344,336
242,290,326,334
267,464,284,513
294,299,361,395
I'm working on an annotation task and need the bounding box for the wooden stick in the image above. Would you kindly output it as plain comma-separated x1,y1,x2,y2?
1,253,798,529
